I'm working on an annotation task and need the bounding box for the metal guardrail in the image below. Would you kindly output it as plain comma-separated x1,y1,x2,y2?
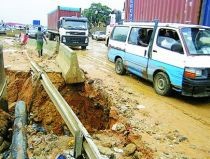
28,58,102,159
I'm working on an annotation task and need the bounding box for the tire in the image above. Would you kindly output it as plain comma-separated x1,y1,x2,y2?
81,46,86,50
106,38,109,46
153,72,171,96
115,58,126,75
55,35,60,42
48,33,52,41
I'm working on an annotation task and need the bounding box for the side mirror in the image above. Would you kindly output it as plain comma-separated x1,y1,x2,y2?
171,43,184,54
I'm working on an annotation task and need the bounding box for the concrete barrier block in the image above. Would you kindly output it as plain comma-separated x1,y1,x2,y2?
56,43,85,84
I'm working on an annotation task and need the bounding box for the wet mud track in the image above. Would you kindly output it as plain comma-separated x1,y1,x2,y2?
1,37,210,158
73,39,210,158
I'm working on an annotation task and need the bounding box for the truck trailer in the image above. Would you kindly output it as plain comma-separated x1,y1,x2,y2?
47,6,89,49
124,0,210,27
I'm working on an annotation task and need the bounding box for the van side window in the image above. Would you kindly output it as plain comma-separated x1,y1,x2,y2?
128,28,153,47
157,29,183,54
111,26,129,42
128,27,139,45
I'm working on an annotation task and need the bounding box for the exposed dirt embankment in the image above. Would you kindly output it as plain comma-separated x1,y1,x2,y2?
6,70,111,134
2,70,154,158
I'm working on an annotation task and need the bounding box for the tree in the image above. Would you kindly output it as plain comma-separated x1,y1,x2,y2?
82,3,112,27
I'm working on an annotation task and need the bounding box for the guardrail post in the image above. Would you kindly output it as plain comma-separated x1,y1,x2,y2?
0,43,8,112
74,130,84,158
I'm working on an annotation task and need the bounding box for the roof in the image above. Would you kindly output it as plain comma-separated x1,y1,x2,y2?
5,22,25,26
59,6,80,12
48,6,81,15
122,22,210,29
60,17,88,22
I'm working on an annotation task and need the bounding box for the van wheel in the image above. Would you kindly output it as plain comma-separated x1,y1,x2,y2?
154,72,171,96
106,38,109,46
115,58,126,75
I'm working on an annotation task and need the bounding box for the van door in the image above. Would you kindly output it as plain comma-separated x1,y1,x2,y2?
125,27,153,79
148,28,186,88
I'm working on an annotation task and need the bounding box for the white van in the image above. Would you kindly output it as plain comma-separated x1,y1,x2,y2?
107,21,210,97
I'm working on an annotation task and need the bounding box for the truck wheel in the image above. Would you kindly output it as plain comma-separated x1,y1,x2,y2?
48,33,53,41
55,35,60,42
115,58,126,75
81,46,86,50
153,72,171,96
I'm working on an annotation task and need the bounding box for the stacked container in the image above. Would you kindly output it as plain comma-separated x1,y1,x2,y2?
124,0,210,26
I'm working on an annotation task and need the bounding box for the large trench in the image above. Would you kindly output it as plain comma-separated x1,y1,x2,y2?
6,70,111,135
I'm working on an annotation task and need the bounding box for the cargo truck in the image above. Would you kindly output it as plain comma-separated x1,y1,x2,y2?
47,6,89,49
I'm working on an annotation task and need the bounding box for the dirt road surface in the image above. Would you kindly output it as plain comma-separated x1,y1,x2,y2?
77,40,210,158
1,36,210,159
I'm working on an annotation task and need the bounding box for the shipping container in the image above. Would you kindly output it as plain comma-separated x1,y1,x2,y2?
124,0,203,25
48,6,81,31
200,0,210,26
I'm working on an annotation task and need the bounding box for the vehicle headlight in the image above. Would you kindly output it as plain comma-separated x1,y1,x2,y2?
85,38,88,43
184,67,208,79
85,30,88,36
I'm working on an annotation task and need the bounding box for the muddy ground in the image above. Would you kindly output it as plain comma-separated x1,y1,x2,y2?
0,36,210,159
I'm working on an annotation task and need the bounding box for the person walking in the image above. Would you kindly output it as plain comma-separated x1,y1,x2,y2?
35,26,47,57
20,33,29,46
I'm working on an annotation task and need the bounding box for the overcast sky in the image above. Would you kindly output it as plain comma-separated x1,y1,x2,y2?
0,0,125,26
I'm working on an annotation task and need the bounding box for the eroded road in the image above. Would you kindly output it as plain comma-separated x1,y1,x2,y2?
2,36,210,158
76,39,210,158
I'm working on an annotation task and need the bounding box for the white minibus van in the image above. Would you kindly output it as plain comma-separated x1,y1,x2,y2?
107,21,210,97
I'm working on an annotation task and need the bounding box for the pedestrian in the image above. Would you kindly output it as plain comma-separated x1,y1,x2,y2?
21,33,29,46
35,26,47,57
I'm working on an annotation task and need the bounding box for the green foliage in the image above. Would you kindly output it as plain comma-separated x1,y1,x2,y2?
82,3,112,28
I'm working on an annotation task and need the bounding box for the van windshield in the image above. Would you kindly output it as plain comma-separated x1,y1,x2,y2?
181,27,210,55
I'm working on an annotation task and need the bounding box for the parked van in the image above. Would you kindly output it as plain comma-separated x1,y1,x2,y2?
107,21,210,97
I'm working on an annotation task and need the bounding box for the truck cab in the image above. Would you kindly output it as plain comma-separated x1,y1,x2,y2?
58,17,89,50
47,6,89,50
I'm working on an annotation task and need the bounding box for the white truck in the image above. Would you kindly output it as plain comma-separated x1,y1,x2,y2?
48,6,89,50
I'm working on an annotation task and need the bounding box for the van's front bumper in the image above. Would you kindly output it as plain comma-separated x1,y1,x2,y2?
61,36,89,46
182,78,210,97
